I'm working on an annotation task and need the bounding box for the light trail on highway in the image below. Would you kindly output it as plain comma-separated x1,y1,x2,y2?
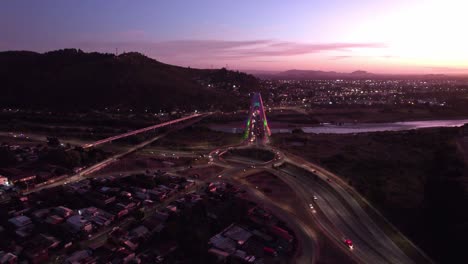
23,114,208,194
82,113,203,148
273,164,413,264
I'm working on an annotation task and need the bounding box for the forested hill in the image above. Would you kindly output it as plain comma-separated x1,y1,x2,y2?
0,49,260,111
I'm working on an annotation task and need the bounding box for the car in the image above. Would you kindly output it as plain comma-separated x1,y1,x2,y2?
309,203,317,213
344,239,354,250
263,246,278,257
313,195,318,200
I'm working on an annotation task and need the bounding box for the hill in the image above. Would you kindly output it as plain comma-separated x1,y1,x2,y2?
253,69,374,80
254,69,467,80
0,49,260,111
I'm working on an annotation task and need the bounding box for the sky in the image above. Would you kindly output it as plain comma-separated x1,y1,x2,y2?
1,0,468,74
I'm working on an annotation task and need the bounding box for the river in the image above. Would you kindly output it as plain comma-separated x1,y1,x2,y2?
209,119,468,134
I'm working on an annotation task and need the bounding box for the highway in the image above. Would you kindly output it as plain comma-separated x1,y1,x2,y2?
23,114,207,194
208,142,423,264
272,163,413,264
82,113,203,148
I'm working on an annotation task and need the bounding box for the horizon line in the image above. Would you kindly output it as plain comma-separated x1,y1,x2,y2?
2,48,468,77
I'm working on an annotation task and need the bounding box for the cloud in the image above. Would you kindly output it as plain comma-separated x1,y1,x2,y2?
76,39,386,61
329,55,353,60
329,54,398,60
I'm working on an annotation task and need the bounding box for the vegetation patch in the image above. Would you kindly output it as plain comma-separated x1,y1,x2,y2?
273,127,468,263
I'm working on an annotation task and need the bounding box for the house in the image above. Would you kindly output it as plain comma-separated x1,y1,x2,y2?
115,201,138,212
208,182,227,193
166,204,179,213
64,180,91,194
99,186,120,194
0,168,36,184
64,250,94,264
31,208,50,221
182,180,195,189
66,215,93,234
109,248,137,264
52,206,74,218
208,224,259,261
79,207,114,227
134,191,150,201
222,224,253,246
0,176,8,186
45,215,64,225
8,215,32,228
147,189,165,201
209,234,237,254
129,225,150,240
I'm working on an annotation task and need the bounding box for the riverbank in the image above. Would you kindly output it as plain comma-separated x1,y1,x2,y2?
208,118,468,134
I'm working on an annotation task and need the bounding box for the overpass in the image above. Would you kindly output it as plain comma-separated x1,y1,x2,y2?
82,113,203,148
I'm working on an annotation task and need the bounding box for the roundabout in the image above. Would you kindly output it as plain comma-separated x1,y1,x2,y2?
202,93,418,264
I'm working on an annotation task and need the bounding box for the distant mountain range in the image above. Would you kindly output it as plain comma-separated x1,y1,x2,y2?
0,49,260,111
251,69,466,80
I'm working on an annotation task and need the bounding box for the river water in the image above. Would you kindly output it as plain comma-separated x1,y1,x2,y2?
210,119,468,134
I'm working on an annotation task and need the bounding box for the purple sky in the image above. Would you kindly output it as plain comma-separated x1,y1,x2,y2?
1,0,467,74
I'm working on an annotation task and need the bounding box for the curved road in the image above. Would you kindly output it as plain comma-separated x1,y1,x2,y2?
210,143,420,264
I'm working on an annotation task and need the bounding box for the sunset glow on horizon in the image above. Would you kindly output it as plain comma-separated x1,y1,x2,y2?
1,0,467,74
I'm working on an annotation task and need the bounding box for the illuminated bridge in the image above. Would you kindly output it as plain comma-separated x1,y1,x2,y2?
82,113,203,148
244,92,271,144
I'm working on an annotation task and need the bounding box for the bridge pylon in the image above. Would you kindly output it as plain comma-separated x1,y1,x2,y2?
244,92,271,144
